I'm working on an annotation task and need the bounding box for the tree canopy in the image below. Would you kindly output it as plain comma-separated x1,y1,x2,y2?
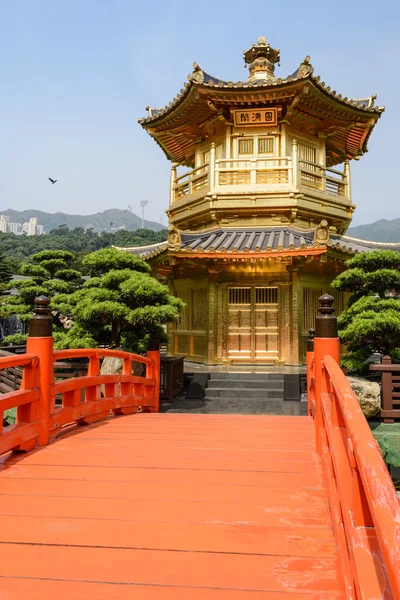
0,251,13,295
331,250,400,373
0,227,167,272
51,248,182,352
0,249,84,343
1,245,182,352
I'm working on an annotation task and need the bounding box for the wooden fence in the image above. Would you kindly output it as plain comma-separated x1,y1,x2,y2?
370,355,400,422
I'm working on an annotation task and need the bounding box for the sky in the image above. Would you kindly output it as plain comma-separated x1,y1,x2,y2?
0,0,399,227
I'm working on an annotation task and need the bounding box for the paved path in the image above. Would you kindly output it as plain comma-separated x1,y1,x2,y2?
0,414,345,598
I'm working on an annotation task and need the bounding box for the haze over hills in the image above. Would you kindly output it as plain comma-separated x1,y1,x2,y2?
347,219,400,243
1,209,166,233
2,209,399,242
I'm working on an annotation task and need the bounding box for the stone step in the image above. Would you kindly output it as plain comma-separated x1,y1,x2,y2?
204,388,283,399
161,398,305,415
208,373,284,381
207,379,283,390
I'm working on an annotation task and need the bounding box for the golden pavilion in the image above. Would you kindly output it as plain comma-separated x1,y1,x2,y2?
123,36,386,365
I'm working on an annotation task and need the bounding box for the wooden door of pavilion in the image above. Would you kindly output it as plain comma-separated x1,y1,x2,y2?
227,286,279,363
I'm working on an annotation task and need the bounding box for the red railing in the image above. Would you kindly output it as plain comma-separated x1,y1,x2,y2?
309,303,400,599
306,351,315,417
0,353,40,455
0,346,160,456
49,349,158,439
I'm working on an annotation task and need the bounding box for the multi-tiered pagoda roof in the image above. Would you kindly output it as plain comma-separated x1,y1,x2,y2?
139,38,383,168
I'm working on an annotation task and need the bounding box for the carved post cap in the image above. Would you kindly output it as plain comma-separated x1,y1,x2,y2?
147,338,160,351
307,328,316,352
28,296,53,338
315,294,338,338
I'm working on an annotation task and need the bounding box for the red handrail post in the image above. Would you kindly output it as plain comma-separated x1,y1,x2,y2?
146,338,160,412
314,294,340,453
306,328,315,416
26,296,54,446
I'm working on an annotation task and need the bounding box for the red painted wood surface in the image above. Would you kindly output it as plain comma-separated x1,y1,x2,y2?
0,348,159,458
0,414,346,598
320,355,400,599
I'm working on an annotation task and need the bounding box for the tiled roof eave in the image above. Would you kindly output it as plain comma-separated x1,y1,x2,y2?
139,68,383,127
114,242,168,260
171,247,326,258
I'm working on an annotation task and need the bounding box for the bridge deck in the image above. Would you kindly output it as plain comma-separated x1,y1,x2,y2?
0,414,345,599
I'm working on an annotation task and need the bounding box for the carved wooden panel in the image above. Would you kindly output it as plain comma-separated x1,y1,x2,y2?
240,309,251,328
176,288,190,331
228,288,251,360
193,336,207,358
175,335,189,355
254,302,279,361
266,309,278,328
192,289,207,331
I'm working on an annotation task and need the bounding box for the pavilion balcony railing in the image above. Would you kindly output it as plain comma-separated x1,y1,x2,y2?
173,164,209,200
299,159,347,197
215,157,292,187
172,155,350,204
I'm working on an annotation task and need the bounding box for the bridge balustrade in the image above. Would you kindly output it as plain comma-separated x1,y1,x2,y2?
1,294,400,598
0,296,160,456
309,294,400,599
0,352,40,455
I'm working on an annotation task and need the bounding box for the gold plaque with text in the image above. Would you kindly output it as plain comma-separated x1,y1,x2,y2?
233,108,278,127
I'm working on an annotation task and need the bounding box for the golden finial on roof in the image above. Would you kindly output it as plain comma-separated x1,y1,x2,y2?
243,36,280,83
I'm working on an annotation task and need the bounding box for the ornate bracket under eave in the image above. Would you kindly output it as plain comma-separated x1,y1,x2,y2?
314,220,330,245
168,226,182,249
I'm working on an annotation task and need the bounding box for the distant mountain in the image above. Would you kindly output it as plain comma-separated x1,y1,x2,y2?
1,209,165,233
347,219,400,243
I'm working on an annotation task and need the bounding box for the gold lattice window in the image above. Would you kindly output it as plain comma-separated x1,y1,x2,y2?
238,138,254,155
229,288,251,304
255,287,278,304
258,137,274,154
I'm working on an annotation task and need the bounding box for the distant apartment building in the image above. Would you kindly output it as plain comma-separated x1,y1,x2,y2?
0,214,45,235
7,222,20,234
27,217,38,236
0,215,9,233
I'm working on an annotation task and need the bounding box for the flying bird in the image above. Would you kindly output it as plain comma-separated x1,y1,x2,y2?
48,177,57,184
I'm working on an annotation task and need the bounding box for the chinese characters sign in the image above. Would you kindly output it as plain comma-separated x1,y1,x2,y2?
233,108,278,127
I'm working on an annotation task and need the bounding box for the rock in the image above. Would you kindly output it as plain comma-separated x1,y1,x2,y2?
100,355,144,378
100,355,145,397
347,376,381,418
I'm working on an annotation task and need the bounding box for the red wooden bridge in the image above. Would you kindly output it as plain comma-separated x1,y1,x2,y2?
0,296,399,599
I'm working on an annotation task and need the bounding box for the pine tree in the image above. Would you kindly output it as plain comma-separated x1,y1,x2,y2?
331,250,400,373
0,251,13,295
0,250,83,344
51,248,183,352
